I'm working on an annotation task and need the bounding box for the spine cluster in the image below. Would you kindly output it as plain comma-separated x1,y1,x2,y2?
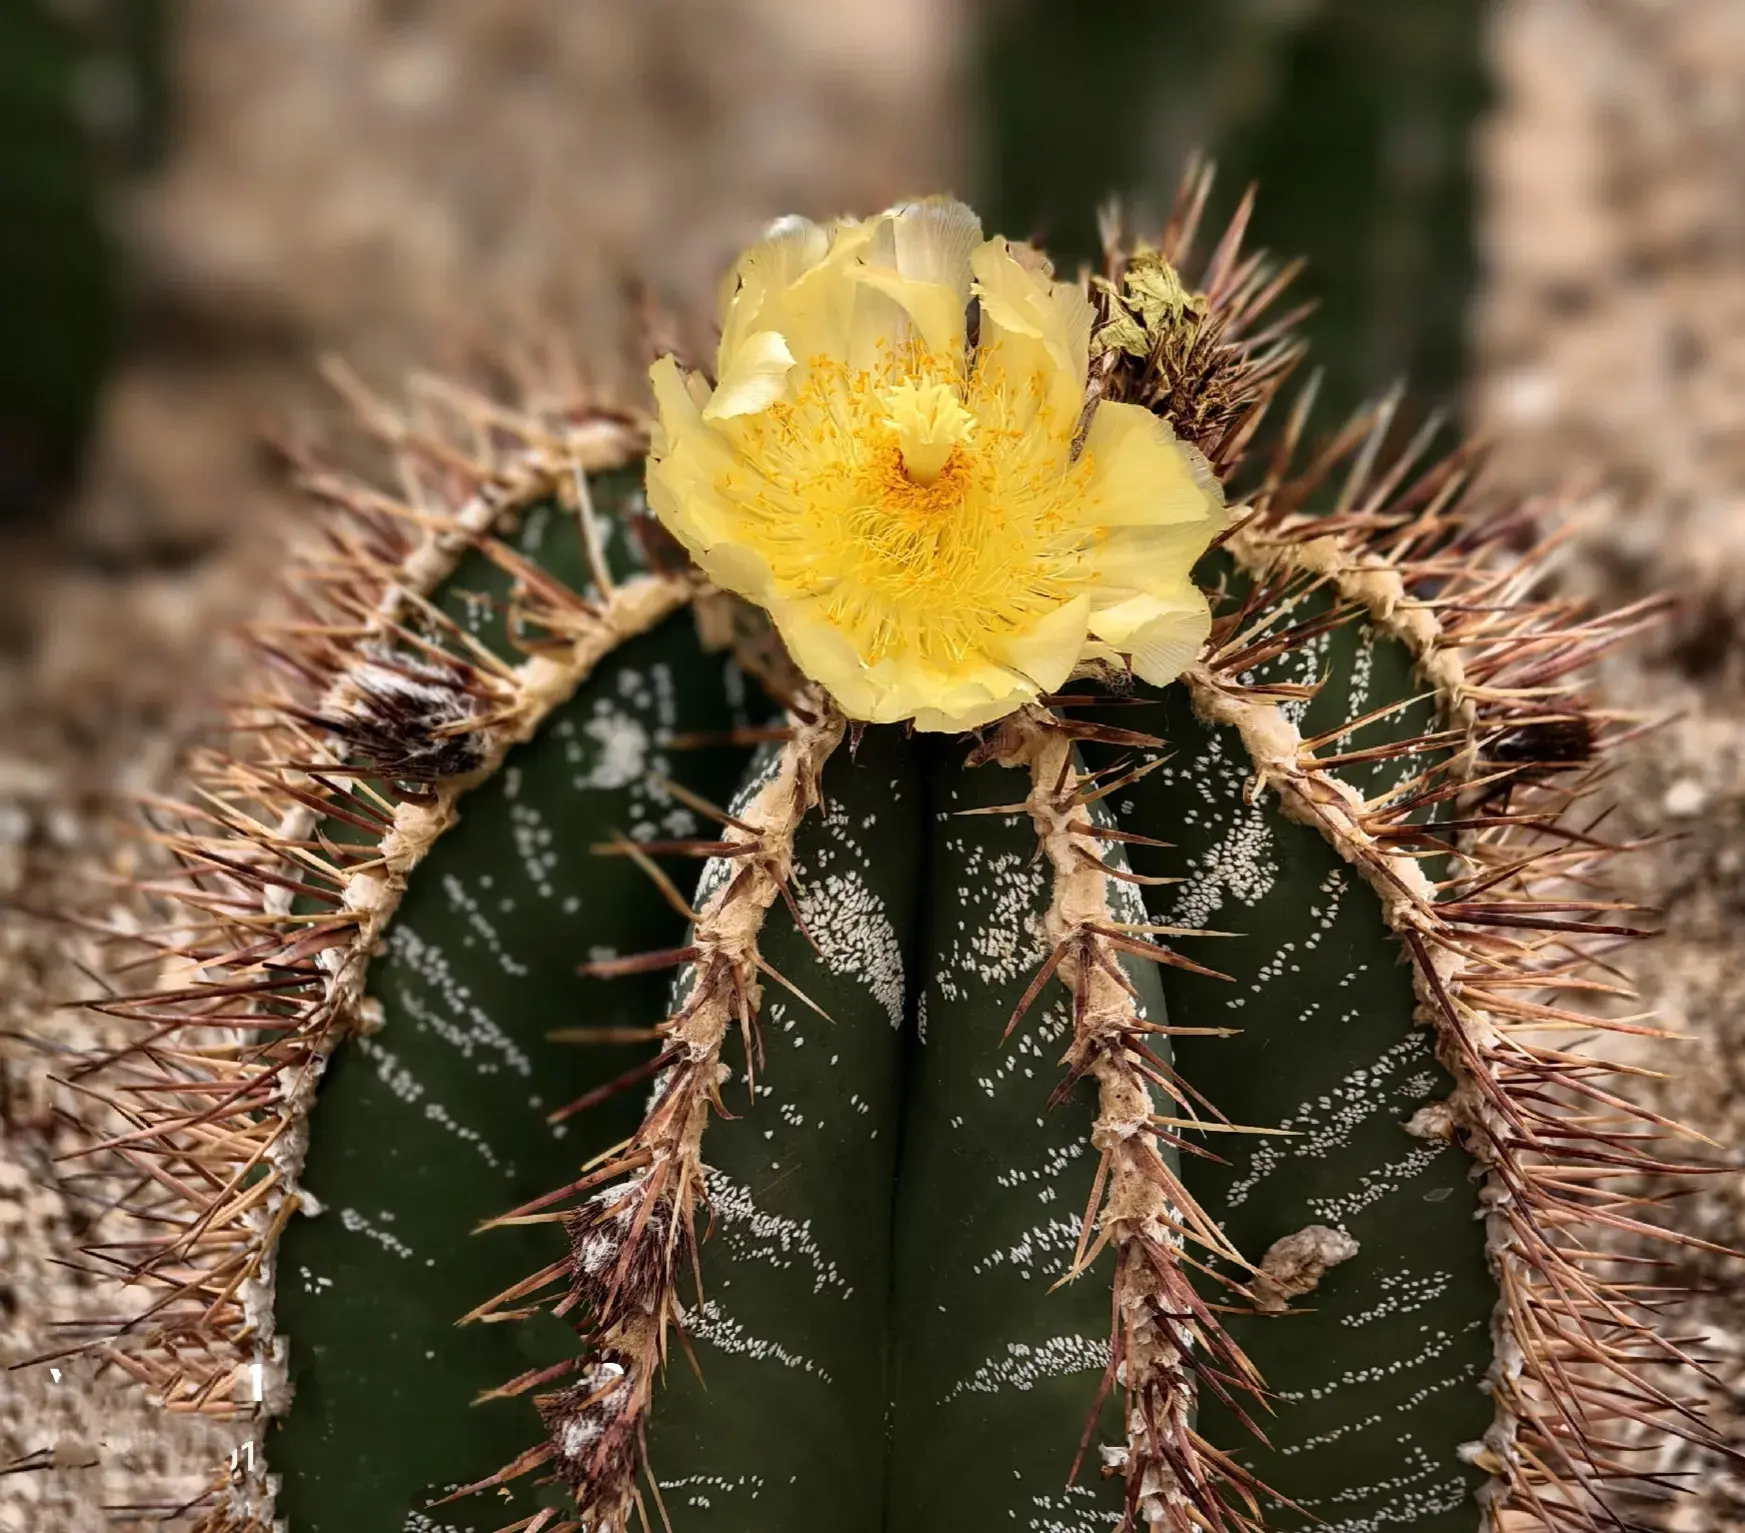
455,705,842,1530
994,710,1268,1533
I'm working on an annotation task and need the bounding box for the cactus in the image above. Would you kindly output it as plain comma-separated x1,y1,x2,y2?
60,172,1730,1533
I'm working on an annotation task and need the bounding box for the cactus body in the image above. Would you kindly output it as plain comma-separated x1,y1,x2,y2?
268,481,758,1526
1086,596,1495,1529
59,180,1728,1533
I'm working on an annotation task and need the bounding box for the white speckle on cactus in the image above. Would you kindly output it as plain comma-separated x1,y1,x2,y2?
579,707,649,790
383,924,531,1074
438,873,530,977
1342,1268,1453,1328
1225,1028,1442,1208
934,828,1048,1006
1277,1317,1482,1402
1024,1483,1122,1531
356,1036,422,1103
418,1097,506,1169
508,801,558,896
1308,1142,1445,1224
791,794,905,1027
684,1297,833,1382
975,999,1068,1097
706,1172,850,1299
994,1137,1087,1203
1279,1430,1474,1531
942,1333,1109,1402
656,1471,766,1508
972,1214,1083,1279
338,1206,414,1259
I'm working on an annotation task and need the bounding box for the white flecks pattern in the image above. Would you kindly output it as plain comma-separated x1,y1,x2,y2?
934,802,1049,1007
552,660,700,846
942,1334,1110,1402
790,782,906,1028
1160,735,1281,931
655,1471,766,1510
1276,1317,1482,1402
338,1206,414,1260
975,1000,1067,1099
1224,1030,1444,1209
1308,1142,1447,1224
973,1214,1083,1280
353,1035,505,1171
439,872,529,977
383,926,531,1075
705,1171,851,1299
994,1138,1087,1206
1341,1268,1453,1328
686,1297,832,1382
1024,1482,1123,1532
1286,1434,1471,1530
1277,1354,1482,1461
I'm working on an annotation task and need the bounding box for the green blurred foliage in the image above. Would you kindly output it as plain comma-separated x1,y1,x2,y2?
978,0,1486,424
0,0,169,521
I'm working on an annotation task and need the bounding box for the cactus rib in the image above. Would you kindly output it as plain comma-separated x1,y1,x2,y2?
50,383,673,1510
451,700,846,1525
1176,421,1728,1523
992,708,1270,1531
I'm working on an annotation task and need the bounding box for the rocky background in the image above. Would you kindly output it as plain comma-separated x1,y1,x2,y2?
1,0,1741,1526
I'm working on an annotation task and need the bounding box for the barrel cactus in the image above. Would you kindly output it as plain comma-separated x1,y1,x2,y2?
63,173,1728,1533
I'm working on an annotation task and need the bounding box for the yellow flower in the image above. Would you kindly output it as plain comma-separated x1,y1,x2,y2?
646,198,1225,732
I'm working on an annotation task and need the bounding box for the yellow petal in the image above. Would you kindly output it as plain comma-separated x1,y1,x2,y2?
718,214,832,360
1088,524,1222,603
775,602,890,722
1000,592,1091,694
896,661,1031,733
882,197,981,294
850,268,968,359
649,354,703,442
695,540,778,606
702,329,796,421
1127,605,1212,686
1079,401,1227,528
912,685,1032,734
646,357,735,549
1086,587,1212,686
969,238,1091,433
770,220,881,367
848,198,981,358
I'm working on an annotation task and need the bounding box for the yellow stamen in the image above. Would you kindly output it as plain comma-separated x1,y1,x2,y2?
880,378,978,485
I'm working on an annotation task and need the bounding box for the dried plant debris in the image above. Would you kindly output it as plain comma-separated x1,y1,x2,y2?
36,171,1735,1533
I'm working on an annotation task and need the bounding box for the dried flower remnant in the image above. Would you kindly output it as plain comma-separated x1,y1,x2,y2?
646,198,1227,731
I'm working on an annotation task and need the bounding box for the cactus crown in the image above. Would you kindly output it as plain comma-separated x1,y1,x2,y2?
57,167,1729,1533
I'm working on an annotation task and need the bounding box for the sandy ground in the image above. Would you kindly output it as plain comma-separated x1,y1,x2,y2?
1474,1,1745,1523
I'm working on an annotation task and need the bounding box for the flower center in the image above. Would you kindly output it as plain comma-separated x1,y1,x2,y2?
879,378,978,485
719,351,1093,670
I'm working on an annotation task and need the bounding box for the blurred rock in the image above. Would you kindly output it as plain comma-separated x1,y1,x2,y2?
1476,1,1745,1522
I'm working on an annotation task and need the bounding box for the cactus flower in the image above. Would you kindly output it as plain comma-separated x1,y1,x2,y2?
646,198,1225,731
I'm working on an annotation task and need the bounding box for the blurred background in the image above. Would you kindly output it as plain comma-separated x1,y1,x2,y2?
2,1,1742,1526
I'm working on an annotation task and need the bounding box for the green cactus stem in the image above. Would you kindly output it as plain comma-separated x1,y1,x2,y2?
55,175,1730,1533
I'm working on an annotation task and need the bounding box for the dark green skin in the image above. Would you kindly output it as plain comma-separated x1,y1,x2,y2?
642,724,923,1529
1086,610,1496,1531
271,478,760,1530
884,739,1147,1529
